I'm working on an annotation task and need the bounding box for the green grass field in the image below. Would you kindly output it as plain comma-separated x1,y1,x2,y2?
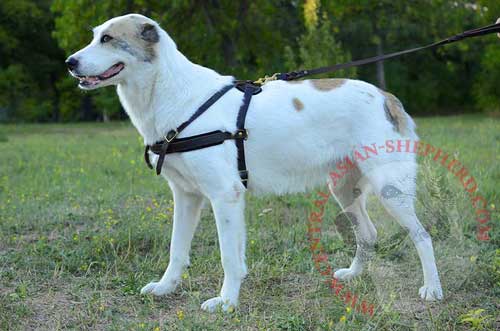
0,115,499,331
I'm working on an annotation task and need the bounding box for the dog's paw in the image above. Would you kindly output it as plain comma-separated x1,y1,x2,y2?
419,284,443,301
201,296,236,313
140,281,176,296
334,268,361,281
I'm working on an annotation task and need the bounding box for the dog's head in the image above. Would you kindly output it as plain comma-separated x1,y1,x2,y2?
66,14,160,90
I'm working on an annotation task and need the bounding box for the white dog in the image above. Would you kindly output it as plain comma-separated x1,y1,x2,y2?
67,14,443,312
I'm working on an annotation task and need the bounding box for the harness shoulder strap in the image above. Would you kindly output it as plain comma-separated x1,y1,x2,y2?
177,84,235,133
149,83,234,175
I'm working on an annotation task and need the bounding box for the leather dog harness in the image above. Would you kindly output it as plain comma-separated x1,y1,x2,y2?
144,20,500,188
144,81,261,188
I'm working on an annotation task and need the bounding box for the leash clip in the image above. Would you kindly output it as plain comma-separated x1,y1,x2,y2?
254,73,280,86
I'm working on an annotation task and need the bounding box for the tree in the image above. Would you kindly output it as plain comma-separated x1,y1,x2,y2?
1,1,496,121
0,0,65,121
284,0,356,79
474,0,500,113
324,0,490,114
50,0,304,120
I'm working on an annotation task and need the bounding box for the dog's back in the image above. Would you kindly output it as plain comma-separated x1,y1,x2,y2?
243,78,417,195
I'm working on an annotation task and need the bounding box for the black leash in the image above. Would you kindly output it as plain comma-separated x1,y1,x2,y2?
255,21,500,83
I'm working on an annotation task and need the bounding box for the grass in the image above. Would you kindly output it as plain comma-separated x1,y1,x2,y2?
0,115,499,330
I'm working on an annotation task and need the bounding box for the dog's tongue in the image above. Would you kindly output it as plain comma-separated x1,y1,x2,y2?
100,63,124,79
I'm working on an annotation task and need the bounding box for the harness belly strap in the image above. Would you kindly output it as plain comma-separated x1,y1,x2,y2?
234,83,260,187
145,81,260,187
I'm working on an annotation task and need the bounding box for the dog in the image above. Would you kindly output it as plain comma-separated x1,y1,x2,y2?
67,13,443,312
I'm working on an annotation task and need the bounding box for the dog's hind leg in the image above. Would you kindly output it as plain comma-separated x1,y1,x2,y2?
200,186,247,312
364,161,443,301
141,183,204,296
330,166,377,281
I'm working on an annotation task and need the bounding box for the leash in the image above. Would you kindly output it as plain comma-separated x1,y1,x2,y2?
254,21,500,84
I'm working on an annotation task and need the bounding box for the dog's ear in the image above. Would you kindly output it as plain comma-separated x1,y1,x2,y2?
141,23,159,43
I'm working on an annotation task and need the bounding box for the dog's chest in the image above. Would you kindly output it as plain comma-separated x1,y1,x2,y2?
149,152,201,192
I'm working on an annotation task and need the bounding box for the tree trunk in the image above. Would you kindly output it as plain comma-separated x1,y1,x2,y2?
103,109,110,122
376,38,387,90
50,73,60,122
81,95,93,121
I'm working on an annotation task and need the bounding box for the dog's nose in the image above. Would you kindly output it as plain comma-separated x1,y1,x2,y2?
65,57,79,71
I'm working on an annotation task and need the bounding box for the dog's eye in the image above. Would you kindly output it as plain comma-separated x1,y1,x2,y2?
101,35,113,43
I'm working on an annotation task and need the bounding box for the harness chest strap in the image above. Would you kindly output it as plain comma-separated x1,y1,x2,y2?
145,82,260,187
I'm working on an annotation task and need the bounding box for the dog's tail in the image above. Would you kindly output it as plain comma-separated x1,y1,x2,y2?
381,91,417,138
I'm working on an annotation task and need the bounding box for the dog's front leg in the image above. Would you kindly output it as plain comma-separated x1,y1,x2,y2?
141,183,204,296
201,192,247,312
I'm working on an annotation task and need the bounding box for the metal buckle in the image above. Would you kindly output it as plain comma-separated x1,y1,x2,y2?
164,130,178,143
239,170,248,181
233,129,248,140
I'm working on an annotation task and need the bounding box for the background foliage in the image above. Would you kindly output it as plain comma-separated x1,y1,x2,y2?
0,0,499,122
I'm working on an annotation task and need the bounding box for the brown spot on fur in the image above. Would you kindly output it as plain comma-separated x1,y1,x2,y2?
311,79,346,91
286,80,304,85
381,90,408,136
292,98,304,111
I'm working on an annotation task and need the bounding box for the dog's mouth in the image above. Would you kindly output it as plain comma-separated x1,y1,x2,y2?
74,62,125,87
